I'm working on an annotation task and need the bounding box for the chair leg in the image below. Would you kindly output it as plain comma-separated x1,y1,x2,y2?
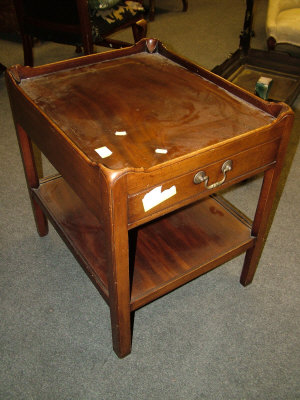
182,0,188,12
132,19,147,43
22,34,34,66
149,0,155,21
75,45,83,54
148,0,187,20
0,63,6,74
267,36,276,51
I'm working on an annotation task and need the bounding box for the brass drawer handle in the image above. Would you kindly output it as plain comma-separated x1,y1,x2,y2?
194,160,233,189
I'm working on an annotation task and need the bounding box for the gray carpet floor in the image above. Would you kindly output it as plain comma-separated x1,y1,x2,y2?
1,1,299,399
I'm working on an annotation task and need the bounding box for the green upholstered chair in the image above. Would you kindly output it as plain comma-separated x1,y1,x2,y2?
13,0,147,66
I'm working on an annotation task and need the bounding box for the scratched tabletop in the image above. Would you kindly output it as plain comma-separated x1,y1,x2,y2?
20,52,275,170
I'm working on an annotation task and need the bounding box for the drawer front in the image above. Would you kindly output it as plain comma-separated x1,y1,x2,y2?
128,139,280,226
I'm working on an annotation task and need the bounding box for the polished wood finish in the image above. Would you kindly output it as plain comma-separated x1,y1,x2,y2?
18,53,275,169
31,176,254,310
6,39,294,357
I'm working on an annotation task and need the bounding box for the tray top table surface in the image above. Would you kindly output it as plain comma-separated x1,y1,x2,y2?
6,39,294,359
18,49,275,171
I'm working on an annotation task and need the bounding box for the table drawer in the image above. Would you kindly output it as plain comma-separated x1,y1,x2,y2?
128,139,280,226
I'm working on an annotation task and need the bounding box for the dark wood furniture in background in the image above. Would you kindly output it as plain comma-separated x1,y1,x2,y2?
0,0,18,32
148,0,188,20
6,39,294,358
0,0,19,72
212,0,300,106
13,0,147,66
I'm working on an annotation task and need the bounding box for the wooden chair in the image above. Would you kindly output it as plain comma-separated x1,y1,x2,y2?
13,0,147,66
148,0,188,21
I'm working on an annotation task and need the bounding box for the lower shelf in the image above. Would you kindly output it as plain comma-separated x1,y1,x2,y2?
32,176,255,311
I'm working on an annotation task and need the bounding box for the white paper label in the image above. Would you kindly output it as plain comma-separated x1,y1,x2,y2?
142,185,176,212
155,148,168,154
115,131,127,136
95,146,112,158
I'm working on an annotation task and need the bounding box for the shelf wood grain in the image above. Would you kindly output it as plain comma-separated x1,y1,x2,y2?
33,176,255,311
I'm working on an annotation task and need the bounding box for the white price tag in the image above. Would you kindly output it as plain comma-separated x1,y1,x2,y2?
95,146,112,158
142,185,176,212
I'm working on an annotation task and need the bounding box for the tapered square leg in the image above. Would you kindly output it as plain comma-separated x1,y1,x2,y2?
104,174,132,358
16,125,48,236
241,114,294,286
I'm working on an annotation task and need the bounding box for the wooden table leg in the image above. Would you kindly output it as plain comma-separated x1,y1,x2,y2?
240,167,277,285
16,124,48,236
105,175,132,358
240,113,294,286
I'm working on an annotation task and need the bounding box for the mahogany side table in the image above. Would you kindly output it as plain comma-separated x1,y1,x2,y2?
6,39,294,358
